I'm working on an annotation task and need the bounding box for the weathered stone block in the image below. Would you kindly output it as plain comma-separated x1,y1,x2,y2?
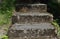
8,23,57,39
15,4,47,12
12,13,53,24
8,0,57,39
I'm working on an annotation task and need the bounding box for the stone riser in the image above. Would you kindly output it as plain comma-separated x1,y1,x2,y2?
12,15,53,24
9,37,57,39
8,29,55,37
8,23,57,39
15,4,47,12
8,29,57,39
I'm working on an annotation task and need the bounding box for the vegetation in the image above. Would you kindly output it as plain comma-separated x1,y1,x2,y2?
52,20,60,36
0,35,8,39
0,0,15,25
0,0,15,38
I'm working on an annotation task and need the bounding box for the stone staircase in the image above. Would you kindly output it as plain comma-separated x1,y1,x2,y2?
8,3,57,39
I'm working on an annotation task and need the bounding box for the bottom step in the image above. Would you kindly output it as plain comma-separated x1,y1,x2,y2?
9,36,57,39
8,23,57,39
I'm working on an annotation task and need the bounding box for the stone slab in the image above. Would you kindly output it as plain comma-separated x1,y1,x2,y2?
15,3,47,12
13,12,53,17
10,23,55,30
8,23,57,39
12,13,53,24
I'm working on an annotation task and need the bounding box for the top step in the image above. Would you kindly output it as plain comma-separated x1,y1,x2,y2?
15,3,47,13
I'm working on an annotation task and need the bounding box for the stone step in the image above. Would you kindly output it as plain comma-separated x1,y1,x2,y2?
12,13,53,24
8,23,57,39
8,36,57,39
15,4,47,12
10,23,55,30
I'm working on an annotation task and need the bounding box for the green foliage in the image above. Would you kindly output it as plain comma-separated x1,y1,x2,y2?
0,0,15,25
52,20,60,36
0,35,8,39
0,0,15,14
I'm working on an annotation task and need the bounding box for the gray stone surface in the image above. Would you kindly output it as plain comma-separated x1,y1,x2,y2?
12,12,53,24
10,23,54,30
12,13,53,24
15,3,47,12
8,36,57,39
13,12,53,16
8,2,57,39
8,23,57,39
